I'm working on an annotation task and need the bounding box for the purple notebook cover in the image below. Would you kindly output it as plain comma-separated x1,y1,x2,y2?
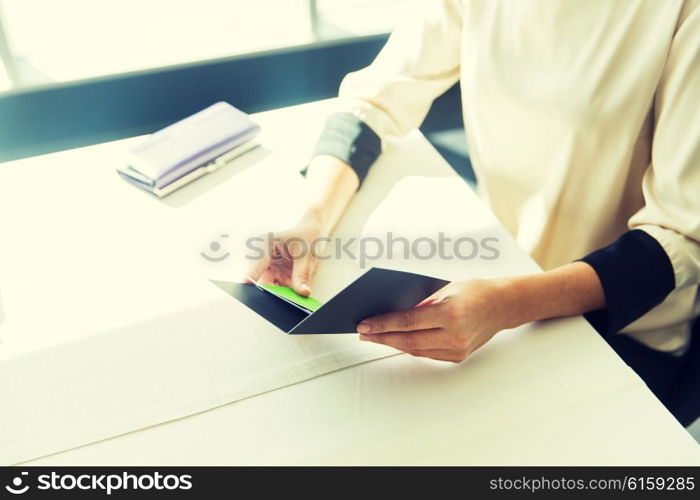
126,102,260,189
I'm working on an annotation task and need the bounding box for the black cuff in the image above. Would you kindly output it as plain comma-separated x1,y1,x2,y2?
580,229,675,337
301,112,381,186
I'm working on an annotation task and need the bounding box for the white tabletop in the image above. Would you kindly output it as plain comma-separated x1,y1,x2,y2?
1,100,698,465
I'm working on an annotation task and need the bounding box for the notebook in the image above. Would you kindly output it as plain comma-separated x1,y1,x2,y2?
117,102,260,197
211,267,450,334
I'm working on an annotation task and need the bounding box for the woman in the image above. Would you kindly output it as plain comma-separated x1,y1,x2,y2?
246,1,700,425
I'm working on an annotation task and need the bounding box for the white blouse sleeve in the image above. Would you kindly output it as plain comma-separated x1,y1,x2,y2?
336,0,464,139
629,0,700,290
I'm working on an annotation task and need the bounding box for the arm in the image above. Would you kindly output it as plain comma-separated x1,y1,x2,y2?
335,0,464,145
357,263,605,363
309,0,464,187
244,154,357,296
302,155,359,236
304,0,466,249
495,262,606,330
248,1,464,294
360,2,700,361
585,0,700,337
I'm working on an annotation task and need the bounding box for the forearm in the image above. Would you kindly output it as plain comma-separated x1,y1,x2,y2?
493,262,606,330
303,154,359,235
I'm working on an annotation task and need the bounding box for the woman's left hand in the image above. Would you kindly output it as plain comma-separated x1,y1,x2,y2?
357,279,513,363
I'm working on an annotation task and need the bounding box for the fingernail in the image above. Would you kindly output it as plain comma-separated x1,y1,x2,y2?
359,334,369,341
357,322,370,334
298,284,310,295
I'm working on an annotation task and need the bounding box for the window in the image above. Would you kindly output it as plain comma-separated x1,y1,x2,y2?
316,0,422,38
0,0,420,92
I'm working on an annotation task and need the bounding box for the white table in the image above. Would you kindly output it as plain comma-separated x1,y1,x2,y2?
1,100,698,465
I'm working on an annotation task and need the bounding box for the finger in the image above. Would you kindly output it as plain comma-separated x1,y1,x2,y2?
414,297,437,308
407,349,469,364
256,269,277,285
359,329,446,351
262,264,291,287
245,254,271,283
291,253,316,297
415,284,451,307
357,303,444,334
244,236,272,283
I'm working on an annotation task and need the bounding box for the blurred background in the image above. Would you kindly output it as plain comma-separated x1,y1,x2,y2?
0,0,471,179
0,0,421,91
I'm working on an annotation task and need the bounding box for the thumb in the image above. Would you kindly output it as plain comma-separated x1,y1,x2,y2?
244,236,272,283
291,253,316,297
415,286,449,308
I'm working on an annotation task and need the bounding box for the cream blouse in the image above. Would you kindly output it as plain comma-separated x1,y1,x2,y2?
328,0,700,351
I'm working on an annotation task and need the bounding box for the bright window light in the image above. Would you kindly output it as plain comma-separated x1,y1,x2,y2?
317,0,423,37
0,0,419,89
0,0,312,82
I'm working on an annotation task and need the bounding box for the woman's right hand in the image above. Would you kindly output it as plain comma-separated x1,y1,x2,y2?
244,154,360,297
244,207,328,297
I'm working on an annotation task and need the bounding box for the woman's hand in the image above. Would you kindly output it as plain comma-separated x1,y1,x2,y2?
357,279,513,363
357,262,606,363
244,155,360,297
245,208,327,297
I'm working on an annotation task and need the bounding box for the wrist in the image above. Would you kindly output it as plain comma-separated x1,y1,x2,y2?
301,156,358,236
488,277,535,331
301,204,330,236
490,262,606,330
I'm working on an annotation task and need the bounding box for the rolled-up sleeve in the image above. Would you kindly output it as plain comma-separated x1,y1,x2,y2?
629,1,700,290
310,0,464,184
582,1,700,336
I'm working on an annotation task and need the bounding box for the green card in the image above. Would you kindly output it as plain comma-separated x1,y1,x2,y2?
261,284,322,312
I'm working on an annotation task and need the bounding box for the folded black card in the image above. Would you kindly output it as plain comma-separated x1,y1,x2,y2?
211,267,450,334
